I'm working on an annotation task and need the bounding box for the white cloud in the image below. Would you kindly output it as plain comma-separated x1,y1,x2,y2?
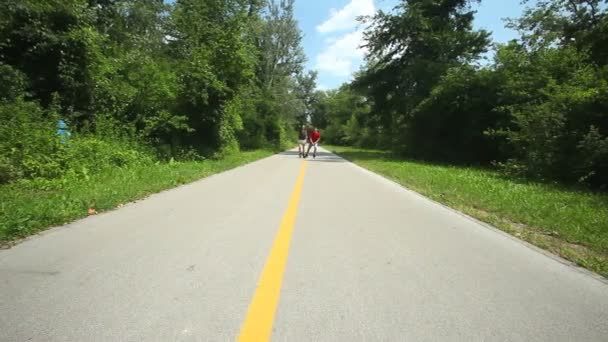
315,29,367,77
324,36,338,44
316,0,375,34
314,0,375,80
316,83,330,91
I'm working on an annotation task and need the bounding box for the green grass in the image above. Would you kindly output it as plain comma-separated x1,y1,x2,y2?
329,145,608,278
0,150,272,245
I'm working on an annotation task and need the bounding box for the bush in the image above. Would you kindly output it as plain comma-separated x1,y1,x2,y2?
323,124,346,145
64,137,153,177
406,66,507,164
0,155,18,184
494,46,608,187
0,63,28,101
0,97,156,184
0,98,64,183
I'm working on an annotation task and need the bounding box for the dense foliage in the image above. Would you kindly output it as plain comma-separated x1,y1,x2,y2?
314,0,608,189
0,0,314,184
3,0,607,190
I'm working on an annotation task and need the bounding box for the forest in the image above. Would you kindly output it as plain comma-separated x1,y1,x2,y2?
1,0,316,184
315,0,608,190
1,0,607,189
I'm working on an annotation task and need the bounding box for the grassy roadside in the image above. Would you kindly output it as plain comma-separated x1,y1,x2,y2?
329,145,608,278
0,150,273,245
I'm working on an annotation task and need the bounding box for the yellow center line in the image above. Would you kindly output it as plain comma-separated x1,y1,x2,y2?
238,160,308,342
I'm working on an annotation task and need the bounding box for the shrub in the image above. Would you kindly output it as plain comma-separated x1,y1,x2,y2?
0,98,64,183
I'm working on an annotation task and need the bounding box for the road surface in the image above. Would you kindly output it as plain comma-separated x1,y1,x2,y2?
1,148,607,341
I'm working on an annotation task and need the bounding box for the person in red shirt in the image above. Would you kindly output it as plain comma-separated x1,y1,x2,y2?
305,127,321,159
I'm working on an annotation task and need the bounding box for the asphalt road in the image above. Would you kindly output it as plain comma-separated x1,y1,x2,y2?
1,147,607,341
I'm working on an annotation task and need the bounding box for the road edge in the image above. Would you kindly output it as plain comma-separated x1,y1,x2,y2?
0,151,280,250
328,148,608,285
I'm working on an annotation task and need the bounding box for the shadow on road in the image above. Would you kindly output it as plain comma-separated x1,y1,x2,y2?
279,150,346,163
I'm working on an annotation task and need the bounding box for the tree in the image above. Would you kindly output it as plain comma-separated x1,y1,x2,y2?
509,0,608,64
239,0,311,149
312,85,371,146
354,0,491,154
257,0,306,90
294,70,318,125
171,0,257,153
0,0,105,127
309,90,329,129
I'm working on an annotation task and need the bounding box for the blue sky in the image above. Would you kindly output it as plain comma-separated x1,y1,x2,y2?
294,0,530,90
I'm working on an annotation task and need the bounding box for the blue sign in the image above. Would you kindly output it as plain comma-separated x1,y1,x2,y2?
57,119,71,143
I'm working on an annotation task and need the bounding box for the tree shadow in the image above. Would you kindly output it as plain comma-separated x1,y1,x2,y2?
279,150,346,162
331,149,608,200
328,149,404,163
332,148,505,171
